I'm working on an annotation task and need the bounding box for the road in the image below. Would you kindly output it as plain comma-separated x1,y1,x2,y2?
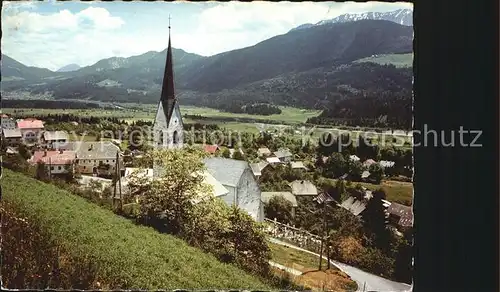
268,237,412,292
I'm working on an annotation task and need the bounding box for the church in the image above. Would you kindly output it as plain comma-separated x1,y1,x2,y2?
151,24,263,222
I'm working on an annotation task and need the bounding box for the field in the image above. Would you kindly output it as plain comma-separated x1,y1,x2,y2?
2,169,270,290
354,53,413,68
328,178,413,206
269,242,357,291
3,105,320,124
3,105,413,147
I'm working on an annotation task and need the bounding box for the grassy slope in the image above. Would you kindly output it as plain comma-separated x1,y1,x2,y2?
353,53,413,68
2,169,270,290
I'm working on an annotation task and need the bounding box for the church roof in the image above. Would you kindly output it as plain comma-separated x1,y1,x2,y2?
203,157,250,187
159,27,177,125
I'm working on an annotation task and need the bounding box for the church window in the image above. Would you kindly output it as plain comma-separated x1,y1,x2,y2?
173,131,179,144
158,131,164,145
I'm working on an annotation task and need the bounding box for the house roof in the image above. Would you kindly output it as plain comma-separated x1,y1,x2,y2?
314,192,335,204
349,155,360,161
203,157,250,187
43,131,69,141
290,161,307,170
17,119,44,129
257,147,271,155
274,148,293,158
261,192,297,207
388,202,413,227
2,128,22,138
31,150,76,165
250,160,269,176
203,144,220,154
363,159,376,167
266,157,281,164
380,160,396,168
339,196,367,216
58,141,120,160
194,170,229,201
6,147,18,154
289,180,318,196
1,114,9,118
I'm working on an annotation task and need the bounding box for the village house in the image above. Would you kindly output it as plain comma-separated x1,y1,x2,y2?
42,131,69,149
266,156,282,165
257,147,271,157
290,161,308,171
204,157,264,222
349,154,360,162
30,149,76,175
58,141,121,176
250,160,270,178
203,144,220,155
17,118,44,144
379,160,396,168
261,191,298,217
387,202,413,229
273,148,293,163
2,128,23,145
289,180,318,196
363,159,377,168
1,114,17,129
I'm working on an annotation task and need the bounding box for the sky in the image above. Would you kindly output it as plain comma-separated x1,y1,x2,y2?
2,1,412,71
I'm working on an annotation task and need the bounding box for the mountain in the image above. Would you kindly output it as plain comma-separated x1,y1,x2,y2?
57,64,81,72
291,9,413,32
1,54,55,82
2,19,413,127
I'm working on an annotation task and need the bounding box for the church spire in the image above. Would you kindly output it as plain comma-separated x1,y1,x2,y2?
160,15,176,123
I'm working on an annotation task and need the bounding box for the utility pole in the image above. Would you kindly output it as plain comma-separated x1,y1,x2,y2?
318,198,327,270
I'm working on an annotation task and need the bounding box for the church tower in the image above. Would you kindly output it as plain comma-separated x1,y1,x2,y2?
153,18,184,150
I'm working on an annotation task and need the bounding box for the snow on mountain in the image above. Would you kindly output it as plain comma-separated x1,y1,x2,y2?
292,9,412,32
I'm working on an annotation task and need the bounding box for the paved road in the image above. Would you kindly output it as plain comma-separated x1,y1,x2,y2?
269,238,412,292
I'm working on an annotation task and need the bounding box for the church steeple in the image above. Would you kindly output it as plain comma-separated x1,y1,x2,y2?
153,15,184,152
160,15,176,124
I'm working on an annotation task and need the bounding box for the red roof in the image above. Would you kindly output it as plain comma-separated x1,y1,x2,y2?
203,145,219,154
31,150,76,165
17,119,44,129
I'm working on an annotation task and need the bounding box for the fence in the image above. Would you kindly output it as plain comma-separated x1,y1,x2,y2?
264,218,323,253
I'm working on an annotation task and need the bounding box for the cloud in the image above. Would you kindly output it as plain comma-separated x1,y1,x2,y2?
2,2,412,71
2,6,126,70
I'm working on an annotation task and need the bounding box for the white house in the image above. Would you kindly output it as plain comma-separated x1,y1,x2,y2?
204,157,264,222
1,114,17,130
43,131,69,149
17,118,44,144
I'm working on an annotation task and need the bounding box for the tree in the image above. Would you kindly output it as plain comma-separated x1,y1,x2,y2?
362,189,391,251
324,153,348,178
347,160,364,181
130,148,210,235
18,144,31,160
369,162,384,184
221,147,231,158
35,162,49,181
226,206,271,276
232,150,245,161
264,196,293,224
